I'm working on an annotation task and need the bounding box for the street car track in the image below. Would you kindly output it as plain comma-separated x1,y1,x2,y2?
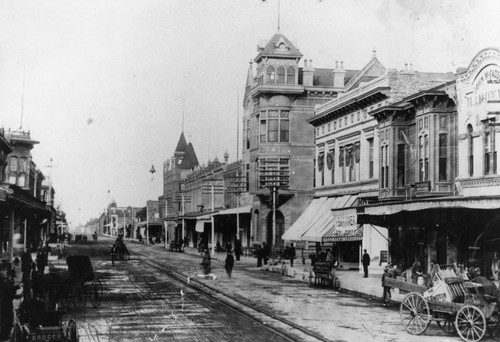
130,248,334,342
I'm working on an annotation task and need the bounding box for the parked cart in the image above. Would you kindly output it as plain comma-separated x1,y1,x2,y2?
13,297,78,342
383,267,499,342
45,255,103,310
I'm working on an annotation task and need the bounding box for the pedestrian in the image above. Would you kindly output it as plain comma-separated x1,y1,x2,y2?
362,249,370,278
427,259,440,287
21,249,33,297
262,242,269,265
235,239,242,261
225,251,234,278
492,252,500,280
216,241,221,253
326,249,333,265
282,245,290,264
110,244,118,266
411,257,422,284
256,245,263,267
0,271,21,340
36,246,48,274
309,251,317,267
31,262,41,299
201,249,211,275
381,266,392,306
42,241,51,257
289,243,296,267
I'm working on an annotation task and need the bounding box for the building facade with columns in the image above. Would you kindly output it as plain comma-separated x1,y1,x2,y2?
285,51,456,272
354,48,500,276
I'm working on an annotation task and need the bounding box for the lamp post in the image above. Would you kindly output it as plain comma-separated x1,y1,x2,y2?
147,164,156,245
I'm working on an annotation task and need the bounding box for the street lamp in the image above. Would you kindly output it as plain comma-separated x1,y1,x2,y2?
146,165,156,245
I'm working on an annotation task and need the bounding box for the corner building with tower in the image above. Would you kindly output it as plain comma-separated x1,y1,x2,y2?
242,30,356,251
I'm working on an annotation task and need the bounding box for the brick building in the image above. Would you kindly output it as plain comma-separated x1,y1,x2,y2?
242,30,349,251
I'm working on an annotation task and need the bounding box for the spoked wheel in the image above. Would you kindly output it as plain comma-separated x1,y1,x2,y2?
13,324,22,342
72,284,87,310
89,279,103,308
455,305,486,342
66,319,79,342
436,317,456,335
400,292,431,335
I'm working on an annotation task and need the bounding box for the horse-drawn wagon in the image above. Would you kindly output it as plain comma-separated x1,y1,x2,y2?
45,255,103,310
383,267,499,342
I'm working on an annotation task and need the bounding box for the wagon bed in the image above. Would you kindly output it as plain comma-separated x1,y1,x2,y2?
383,271,499,342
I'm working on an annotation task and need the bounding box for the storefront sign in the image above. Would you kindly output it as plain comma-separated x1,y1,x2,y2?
333,209,357,232
259,146,290,154
415,181,431,193
466,67,500,108
380,250,388,264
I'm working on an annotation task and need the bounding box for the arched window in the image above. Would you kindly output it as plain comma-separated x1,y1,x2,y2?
266,66,275,83
19,157,27,172
277,66,285,83
286,67,295,84
467,124,474,177
10,156,18,172
8,156,17,184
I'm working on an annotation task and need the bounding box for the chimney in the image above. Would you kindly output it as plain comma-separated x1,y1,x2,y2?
303,58,315,87
333,60,346,88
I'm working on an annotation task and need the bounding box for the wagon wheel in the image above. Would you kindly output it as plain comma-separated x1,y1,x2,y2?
400,292,431,335
89,279,103,308
66,319,79,342
13,324,22,342
436,317,456,335
455,305,486,342
72,284,87,310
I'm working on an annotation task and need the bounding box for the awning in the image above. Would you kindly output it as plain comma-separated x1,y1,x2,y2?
195,214,212,232
282,195,358,242
322,225,363,242
214,206,252,216
195,220,206,232
282,197,327,241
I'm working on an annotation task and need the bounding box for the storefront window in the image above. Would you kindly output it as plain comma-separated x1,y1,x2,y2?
277,66,285,83
468,124,474,177
397,144,405,187
484,127,497,175
266,66,275,83
439,133,448,181
286,67,295,84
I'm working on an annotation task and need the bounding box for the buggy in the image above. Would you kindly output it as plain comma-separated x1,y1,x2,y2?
45,255,103,310
13,297,78,342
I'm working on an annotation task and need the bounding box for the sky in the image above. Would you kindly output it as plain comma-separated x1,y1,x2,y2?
0,0,499,226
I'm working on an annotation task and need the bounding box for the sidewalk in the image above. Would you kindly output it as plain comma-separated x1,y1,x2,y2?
178,245,405,303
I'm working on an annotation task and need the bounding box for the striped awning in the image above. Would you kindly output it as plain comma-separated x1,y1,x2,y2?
282,195,358,242
322,225,363,242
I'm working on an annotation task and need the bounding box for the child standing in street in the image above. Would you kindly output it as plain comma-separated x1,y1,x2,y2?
225,251,234,278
